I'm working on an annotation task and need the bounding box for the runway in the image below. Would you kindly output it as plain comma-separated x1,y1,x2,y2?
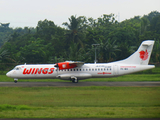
0,81,160,87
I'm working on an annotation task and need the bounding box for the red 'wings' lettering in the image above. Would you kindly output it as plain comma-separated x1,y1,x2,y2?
31,68,35,74
48,68,54,74
38,68,43,74
23,68,54,74
42,68,49,74
23,68,32,74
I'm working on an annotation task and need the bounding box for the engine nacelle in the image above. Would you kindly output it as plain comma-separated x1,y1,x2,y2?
54,62,77,70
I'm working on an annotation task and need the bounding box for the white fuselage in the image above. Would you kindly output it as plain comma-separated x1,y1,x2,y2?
6,63,155,81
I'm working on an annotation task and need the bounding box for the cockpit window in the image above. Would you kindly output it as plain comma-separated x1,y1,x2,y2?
14,67,21,70
16,68,19,70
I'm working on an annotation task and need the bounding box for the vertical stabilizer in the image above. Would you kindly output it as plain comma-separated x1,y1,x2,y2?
116,40,154,65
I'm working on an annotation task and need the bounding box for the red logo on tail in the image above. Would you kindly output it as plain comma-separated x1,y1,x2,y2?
139,50,148,61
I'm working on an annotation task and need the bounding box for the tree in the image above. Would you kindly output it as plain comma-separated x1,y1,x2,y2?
0,49,9,62
116,43,136,61
20,38,50,63
36,19,57,42
93,39,120,62
0,26,13,47
152,40,160,63
1,11,160,69
0,48,15,70
63,15,87,48
149,15,160,34
144,11,160,22
68,42,85,61
0,23,10,28
140,17,150,35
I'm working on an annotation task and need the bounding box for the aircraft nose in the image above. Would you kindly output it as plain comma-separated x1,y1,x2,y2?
6,71,12,77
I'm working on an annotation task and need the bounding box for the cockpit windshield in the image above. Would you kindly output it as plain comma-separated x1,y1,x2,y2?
13,67,21,70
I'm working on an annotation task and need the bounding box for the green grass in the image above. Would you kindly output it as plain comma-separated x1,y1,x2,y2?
0,106,159,118
0,87,160,118
0,67,159,118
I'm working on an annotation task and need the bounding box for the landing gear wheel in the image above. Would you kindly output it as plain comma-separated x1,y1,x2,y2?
14,78,18,83
71,77,78,83
14,81,17,83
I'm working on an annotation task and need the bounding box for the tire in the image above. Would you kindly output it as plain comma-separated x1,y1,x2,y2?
14,81,17,83
71,78,78,83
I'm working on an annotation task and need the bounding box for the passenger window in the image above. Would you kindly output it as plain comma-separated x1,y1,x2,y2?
101,68,103,71
74,69,75,71
92,69,94,71
83,69,85,71
104,68,106,71
98,69,100,71
80,69,81,71
95,69,97,71
89,69,91,71
77,69,78,71
86,69,88,71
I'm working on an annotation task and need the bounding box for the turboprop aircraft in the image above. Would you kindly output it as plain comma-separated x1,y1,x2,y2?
6,40,155,83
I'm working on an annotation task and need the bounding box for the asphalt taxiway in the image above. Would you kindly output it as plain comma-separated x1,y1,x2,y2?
0,81,160,87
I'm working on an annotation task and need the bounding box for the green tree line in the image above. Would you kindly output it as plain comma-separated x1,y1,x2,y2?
0,11,160,70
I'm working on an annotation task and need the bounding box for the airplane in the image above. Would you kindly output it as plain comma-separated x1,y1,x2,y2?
6,40,155,83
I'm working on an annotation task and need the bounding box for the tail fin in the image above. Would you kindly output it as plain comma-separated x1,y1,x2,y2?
117,40,154,65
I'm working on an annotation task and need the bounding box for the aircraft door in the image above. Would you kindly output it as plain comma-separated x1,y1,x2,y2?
113,65,119,76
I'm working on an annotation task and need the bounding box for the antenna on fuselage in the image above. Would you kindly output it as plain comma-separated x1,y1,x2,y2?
92,44,100,64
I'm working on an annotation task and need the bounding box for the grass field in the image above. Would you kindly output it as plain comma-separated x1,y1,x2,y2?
0,67,159,118
0,87,160,118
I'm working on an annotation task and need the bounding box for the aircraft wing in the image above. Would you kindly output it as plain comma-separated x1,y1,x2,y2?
54,61,84,70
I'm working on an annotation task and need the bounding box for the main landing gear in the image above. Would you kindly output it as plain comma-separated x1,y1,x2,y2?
71,77,78,83
14,78,18,83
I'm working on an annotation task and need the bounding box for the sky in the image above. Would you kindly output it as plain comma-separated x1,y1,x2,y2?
0,0,160,28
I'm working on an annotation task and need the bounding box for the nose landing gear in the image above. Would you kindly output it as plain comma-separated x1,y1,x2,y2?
14,78,18,83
